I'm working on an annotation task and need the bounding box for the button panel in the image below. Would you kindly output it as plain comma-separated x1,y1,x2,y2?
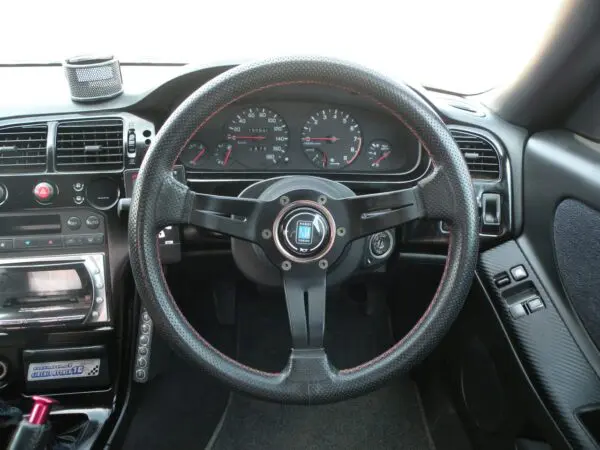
134,308,153,383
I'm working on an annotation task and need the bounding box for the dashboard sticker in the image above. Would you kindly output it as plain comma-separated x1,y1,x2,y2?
27,359,100,381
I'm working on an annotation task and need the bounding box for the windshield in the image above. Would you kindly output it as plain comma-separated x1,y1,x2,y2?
4,0,564,94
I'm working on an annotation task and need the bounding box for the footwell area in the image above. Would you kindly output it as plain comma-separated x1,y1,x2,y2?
210,287,435,450
211,380,433,450
123,282,435,450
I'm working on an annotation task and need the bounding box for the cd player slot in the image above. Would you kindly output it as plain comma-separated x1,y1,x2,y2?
4,295,80,307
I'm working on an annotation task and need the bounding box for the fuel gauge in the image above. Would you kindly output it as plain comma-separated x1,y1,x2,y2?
180,142,208,169
367,140,393,169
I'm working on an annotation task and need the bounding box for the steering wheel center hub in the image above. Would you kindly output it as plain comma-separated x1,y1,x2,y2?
273,200,336,263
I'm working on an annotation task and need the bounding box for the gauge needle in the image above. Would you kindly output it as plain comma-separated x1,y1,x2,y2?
232,135,266,141
223,147,232,166
304,136,340,142
372,151,391,166
191,148,206,164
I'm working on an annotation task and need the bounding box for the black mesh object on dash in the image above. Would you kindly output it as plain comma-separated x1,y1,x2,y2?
63,55,123,103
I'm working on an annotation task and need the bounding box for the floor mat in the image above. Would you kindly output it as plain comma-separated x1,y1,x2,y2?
122,356,229,450
210,287,435,450
122,277,233,450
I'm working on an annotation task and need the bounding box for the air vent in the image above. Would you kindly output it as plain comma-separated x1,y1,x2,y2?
56,119,124,171
0,124,48,173
451,130,500,180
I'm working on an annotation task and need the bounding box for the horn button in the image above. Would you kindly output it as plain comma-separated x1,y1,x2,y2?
274,201,336,263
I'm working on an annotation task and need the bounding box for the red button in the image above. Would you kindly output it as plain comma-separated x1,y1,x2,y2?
33,182,54,202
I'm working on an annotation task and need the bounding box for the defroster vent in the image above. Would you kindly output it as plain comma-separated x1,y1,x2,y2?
450,129,500,180
0,124,48,173
56,119,124,171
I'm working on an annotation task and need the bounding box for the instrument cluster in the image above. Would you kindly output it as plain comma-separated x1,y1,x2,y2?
177,102,423,175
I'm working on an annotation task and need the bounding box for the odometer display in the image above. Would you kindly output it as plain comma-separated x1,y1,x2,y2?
227,107,289,167
301,109,362,169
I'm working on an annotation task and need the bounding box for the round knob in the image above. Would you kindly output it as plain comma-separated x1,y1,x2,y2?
368,230,394,259
0,184,7,205
33,182,55,203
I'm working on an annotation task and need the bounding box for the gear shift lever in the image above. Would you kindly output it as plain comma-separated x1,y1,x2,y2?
8,396,57,450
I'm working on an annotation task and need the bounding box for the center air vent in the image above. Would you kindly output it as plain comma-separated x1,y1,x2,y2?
55,119,124,171
0,124,48,173
450,129,500,180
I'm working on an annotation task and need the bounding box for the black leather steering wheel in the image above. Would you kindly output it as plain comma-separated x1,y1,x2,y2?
128,57,479,404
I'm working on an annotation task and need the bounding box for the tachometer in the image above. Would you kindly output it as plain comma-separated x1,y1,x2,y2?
227,107,289,167
301,109,362,169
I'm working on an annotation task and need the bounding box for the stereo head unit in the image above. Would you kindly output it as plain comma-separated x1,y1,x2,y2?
0,253,108,328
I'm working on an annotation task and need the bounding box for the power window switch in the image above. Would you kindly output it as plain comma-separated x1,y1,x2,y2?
527,297,544,313
510,303,528,319
510,265,528,281
494,272,511,288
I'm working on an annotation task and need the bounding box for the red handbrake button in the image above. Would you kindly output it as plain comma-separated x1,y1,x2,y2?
33,182,55,203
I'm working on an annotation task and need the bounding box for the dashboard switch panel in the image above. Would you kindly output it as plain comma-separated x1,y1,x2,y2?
134,308,153,383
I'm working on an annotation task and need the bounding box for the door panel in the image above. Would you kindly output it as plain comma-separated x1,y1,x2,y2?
479,130,600,449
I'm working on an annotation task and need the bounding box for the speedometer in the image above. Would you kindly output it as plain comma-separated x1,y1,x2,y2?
227,107,289,167
301,109,362,169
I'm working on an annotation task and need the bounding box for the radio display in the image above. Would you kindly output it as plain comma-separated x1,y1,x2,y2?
28,270,82,293
0,267,84,303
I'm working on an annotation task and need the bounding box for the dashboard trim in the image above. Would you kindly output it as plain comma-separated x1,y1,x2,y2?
187,155,433,187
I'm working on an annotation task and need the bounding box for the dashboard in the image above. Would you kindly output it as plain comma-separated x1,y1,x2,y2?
176,101,422,175
0,61,521,435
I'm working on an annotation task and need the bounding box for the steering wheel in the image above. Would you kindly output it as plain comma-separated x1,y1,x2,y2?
129,57,479,404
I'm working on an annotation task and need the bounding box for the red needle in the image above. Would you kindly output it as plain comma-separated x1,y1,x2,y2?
304,137,339,142
223,147,232,166
322,152,328,168
232,135,266,141
372,151,391,166
191,148,206,164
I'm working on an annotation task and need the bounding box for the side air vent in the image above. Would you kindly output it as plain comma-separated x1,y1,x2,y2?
0,124,48,173
450,129,500,180
56,119,124,171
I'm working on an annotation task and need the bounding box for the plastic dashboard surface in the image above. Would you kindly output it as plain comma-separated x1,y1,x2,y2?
174,100,423,175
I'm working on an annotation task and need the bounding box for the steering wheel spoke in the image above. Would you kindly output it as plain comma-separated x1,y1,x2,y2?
188,191,264,242
283,269,327,349
340,169,457,241
342,185,425,240
153,175,264,243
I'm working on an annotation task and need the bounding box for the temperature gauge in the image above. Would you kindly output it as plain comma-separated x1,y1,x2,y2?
367,140,392,169
179,142,208,169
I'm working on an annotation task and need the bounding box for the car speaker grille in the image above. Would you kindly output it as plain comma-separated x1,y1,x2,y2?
0,124,48,173
450,129,501,180
56,119,124,171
